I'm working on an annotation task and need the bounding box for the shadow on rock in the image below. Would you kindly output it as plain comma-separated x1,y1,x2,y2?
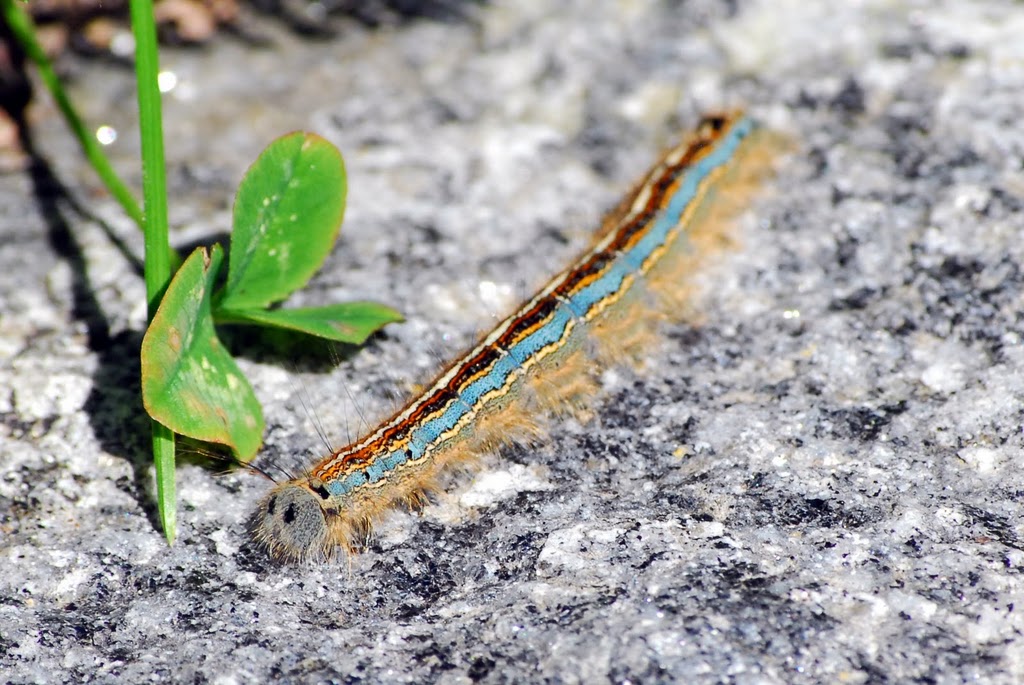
12,92,165,529
218,323,363,373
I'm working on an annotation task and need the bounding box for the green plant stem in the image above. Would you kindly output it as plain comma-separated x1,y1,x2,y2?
1,0,145,227
130,0,177,544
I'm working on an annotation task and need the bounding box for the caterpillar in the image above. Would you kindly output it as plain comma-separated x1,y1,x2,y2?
252,112,780,562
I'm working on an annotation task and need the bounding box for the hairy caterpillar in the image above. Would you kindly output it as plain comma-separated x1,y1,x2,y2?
252,112,779,561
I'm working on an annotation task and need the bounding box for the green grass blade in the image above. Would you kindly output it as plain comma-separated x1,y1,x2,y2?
152,422,177,545
129,0,177,544
1,0,144,227
131,0,172,310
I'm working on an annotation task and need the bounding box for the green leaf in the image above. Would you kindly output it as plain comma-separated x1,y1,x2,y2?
220,132,347,310
141,246,265,460
217,302,404,344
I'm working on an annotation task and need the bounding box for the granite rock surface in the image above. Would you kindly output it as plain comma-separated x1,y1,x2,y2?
2,1,1023,683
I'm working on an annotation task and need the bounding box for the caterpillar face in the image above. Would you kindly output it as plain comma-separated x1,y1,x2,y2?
252,481,331,562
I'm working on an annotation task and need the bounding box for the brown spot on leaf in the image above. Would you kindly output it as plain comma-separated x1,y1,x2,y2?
168,327,182,352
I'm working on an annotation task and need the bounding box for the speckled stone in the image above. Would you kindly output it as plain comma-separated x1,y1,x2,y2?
2,1,1023,683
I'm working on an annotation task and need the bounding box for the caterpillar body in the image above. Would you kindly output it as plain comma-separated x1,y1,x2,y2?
252,112,778,562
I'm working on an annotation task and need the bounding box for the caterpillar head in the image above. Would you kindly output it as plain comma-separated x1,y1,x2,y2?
251,479,332,562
